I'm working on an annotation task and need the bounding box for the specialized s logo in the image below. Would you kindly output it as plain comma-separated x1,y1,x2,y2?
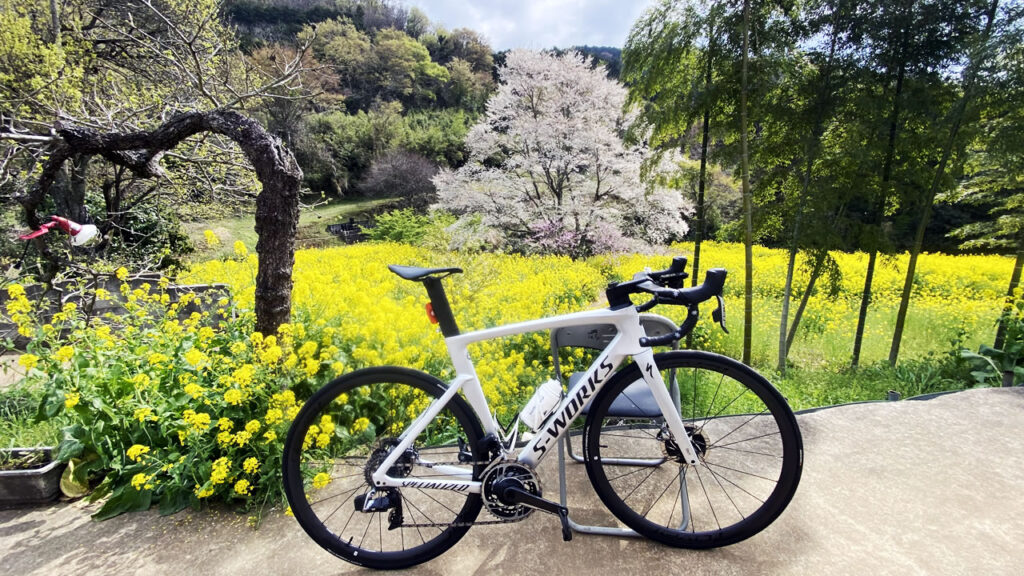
531,358,615,457
400,480,470,492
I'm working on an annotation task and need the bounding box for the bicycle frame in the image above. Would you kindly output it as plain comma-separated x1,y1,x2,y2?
370,304,702,494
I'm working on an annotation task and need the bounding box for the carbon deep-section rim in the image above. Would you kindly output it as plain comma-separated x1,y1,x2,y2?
282,366,484,570
583,350,802,548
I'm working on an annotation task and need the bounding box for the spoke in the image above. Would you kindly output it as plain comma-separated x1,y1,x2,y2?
705,409,772,449
704,461,779,484
712,445,783,459
701,372,726,424
357,508,374,550
700,388,753,432
711,430,781,450
693,464,720,531
701,464,766,505
620,466,659,503
690,367,698,421
704,460,745,521
605,465,658,484
404,497,428,545
641,468,678,519
405,497,446,535
308,483,363,508
413,487,460,517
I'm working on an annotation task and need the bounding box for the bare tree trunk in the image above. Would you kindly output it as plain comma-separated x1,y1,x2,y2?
778,244,799,372
889,0,999,366
687,43,714,350
18,109,301,335
787,251,827,354
995,249,1023,350
740,0,753,365
853,64,907,368
49,0,61,47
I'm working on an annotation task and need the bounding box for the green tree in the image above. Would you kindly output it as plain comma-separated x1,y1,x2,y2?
888,0,1004,365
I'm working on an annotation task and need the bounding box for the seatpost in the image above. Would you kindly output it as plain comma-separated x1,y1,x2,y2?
421,277,460,337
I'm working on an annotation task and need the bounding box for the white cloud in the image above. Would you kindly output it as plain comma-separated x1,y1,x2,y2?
411,0,656,50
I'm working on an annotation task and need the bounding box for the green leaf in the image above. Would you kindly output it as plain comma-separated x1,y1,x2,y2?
92,485,152,521
158,486,191,516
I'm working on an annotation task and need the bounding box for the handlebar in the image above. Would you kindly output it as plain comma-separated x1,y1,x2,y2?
604,257,729,346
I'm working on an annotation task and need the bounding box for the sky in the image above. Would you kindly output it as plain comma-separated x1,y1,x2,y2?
410,1,658,51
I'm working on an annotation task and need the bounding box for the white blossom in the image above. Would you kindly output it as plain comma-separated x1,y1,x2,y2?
434,49,690,256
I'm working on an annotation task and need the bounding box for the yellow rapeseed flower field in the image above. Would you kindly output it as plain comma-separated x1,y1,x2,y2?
187,241,1015,410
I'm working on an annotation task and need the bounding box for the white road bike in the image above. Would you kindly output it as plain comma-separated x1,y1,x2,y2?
282,258,803,570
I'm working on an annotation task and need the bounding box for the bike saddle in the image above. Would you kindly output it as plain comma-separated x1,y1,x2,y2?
388,265,463,282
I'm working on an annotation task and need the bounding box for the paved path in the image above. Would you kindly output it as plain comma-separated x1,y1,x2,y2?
2,387,1023,575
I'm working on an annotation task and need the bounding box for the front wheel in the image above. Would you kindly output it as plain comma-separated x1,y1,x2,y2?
583,351,802,548
282,367,484,570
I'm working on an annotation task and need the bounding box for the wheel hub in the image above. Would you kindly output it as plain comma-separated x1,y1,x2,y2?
660,425,708,464
364,438,416,485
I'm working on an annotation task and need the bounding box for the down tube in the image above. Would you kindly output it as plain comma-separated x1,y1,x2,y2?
517,343,627,469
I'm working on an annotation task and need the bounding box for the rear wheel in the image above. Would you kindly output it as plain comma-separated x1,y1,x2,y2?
282,367,484,569
584,351,802,548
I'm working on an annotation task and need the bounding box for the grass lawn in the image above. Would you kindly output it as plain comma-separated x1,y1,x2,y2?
182,198,394,261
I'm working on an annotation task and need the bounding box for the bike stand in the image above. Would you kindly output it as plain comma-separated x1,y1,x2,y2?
557,435,691,538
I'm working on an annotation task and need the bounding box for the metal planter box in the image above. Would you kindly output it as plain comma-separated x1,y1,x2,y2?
0,448,65,508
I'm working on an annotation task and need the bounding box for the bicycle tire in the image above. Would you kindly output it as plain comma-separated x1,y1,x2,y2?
583,350,802,548
282,367,484,570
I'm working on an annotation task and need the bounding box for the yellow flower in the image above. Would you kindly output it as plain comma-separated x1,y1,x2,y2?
133,408,157,422
127,444,151,462
94,288,111,301
195,484,214,499
234,431,252,446
131,473,152,491
131,374,152,390
217,431,234,446
203,230,221,246
284,505,293,517
184,348,209,369
234,479,251,496
245,420,261,434
297,341,318,359
233,240,248,258
17,353,40,371
6,284,26,299
303,358,320,378
54,346,74,363
263,430,277,444
115,267,129,281
224,389,243,406
218,417,234,431
184,383,205,399
331,361,345,376
211,457,231,485
147,353,171,367
351,417,370,435
264,408,283,425
312,472,331,490
64,391,80,409
243,457,260,474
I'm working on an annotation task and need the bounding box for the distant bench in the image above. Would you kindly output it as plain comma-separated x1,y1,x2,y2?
326,218,373,244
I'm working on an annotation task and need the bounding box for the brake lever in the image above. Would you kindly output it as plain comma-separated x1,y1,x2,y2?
712,294,729,333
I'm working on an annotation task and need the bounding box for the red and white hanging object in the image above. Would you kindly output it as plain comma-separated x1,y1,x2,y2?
19,216,101,247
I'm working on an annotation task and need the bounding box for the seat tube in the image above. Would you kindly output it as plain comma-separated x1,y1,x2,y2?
422,277,460,337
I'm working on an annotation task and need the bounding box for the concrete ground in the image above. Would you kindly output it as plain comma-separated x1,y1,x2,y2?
1,387,1022,575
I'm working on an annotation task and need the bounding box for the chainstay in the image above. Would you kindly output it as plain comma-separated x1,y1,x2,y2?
394,459,530,528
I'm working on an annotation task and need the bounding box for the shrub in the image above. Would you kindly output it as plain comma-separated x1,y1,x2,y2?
358,149,439,210
2,266,345,523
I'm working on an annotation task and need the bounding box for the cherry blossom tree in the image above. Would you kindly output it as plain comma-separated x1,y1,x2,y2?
433,49,691,257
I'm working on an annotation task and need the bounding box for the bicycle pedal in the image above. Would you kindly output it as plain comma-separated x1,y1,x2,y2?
558,508,572,542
